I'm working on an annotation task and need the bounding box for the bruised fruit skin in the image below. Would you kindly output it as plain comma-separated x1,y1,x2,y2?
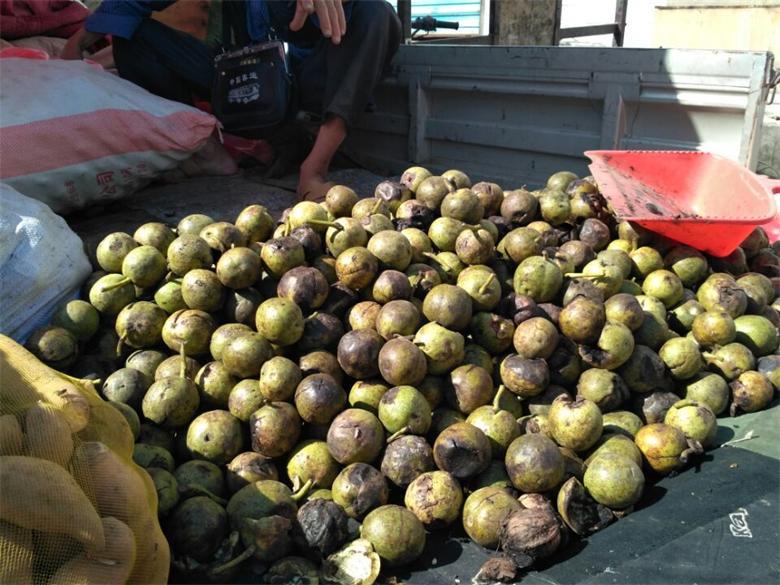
250,402,302,458
548,395,603,453
467,405,521,458
702,342,756,381
260,356,302,402
226,452,278,493
682,372,730,416
697,273,748,318
513,317,559,359
692,311,736,347
664,400,717,447
381,435,435,488
332,463,388,520
758,355,780,390
445,365,494,414
142,377,199,429
348,380,389,414
256,298,305,347
585,434,643,468
404,470,463,528
336,329,384,380
577,321,634,371
500,355,549,398
576,369,628,413
601,410,644,438
378,385,431,436
634,423,701,475
583,454,644,510
729,371,775,416
287,440,341,490
295,374,347,426
174,459,225,501
733,315,780,357
504,433,565,493
295,498,350,558
169,496,228,562
658,337,702,380
186,410,244,466
413,322,465,375
378,338,427,387
557,476,614,536
559,295,606,345
360,505,426,567
463,486,523,548
433,422,491,479
326,409,385,465
198,361,238,409
499,504,563,569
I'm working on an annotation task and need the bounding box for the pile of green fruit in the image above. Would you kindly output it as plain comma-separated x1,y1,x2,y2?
25,166,780,584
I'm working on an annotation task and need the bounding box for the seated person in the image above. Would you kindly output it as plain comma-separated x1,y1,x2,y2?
63,0,402,201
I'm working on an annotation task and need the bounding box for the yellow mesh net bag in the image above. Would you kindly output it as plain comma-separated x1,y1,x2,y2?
0,334,170,585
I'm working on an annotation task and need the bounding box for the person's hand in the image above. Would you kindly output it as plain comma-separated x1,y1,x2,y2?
61,28,104,60
61,28,87,60
289,0,347,45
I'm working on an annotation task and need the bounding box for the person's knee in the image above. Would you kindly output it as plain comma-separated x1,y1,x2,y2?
351,0,401,38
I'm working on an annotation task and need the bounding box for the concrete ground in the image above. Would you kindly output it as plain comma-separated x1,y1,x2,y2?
66,166,390,259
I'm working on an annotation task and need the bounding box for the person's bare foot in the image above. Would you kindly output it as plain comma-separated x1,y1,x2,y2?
298,164,334,202
296,115,346,202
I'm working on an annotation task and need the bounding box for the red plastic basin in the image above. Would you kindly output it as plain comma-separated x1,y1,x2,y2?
585,150,780,257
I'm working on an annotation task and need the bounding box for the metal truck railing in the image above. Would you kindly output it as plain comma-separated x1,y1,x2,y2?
344,45,775,188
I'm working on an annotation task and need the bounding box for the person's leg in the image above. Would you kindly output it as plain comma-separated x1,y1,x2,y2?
112,18,215,104
319,1,402,127
270,0,402,200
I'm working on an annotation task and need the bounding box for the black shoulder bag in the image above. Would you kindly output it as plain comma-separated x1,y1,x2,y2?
211,0,293,138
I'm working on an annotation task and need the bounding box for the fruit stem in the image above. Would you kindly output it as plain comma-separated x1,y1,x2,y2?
291,479,314,501
371,199,384,215
116,334,128,358
564,273,607,281
680,439,704,464
493,385,506,412
422,252,451,272
306,219,343,231
179,343,187,379
209,546,256,575
100,276,131,292
179,484,228,506
386,426,409,443
478,273,496,296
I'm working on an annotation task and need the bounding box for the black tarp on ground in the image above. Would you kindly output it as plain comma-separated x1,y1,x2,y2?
391,445,780,585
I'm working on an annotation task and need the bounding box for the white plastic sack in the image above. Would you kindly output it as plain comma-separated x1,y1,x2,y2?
0,183,92,343
0,56,218,214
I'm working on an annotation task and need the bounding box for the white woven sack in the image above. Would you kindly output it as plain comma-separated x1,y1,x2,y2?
0,57,217,214
0,183,92,342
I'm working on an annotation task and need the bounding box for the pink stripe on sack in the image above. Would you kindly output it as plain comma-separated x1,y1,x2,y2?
0,109,217,178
